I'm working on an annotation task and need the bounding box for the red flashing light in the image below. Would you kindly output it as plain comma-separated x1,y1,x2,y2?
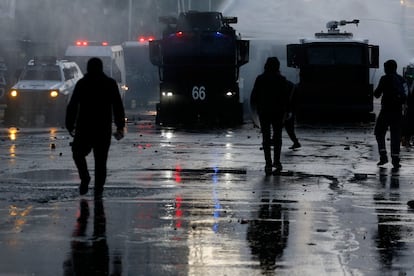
75,40,88,46
75,40,110,46
138,36,155,43
176,31,184,37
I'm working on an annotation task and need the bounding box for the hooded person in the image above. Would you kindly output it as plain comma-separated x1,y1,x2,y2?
374,59,408,171
66,57,125,197
250,57,291,175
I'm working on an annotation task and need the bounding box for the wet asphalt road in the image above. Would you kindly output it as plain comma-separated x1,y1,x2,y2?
1,109,414,275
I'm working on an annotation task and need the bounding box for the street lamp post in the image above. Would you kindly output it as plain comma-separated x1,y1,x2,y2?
128,0,132,40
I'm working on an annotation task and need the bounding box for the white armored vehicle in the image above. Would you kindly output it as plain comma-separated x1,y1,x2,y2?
4,56,83,126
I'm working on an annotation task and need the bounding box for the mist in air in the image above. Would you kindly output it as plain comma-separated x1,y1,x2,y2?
2,0,412,83
220,0,412,75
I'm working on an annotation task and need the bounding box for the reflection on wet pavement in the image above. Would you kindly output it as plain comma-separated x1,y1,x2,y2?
1,120,414,275
63,199,122,275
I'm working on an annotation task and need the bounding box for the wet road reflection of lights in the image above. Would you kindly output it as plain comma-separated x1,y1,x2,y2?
8,127,18,141
9,205,33,233
212,169,221,233
161,129,174,140
8,128,17,159
9,144,16,158
49,128,57,138
174,165,182,183
175,195,183,229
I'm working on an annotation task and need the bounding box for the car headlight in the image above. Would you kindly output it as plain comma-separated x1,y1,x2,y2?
162,91,174,97
50,90,59,98
226,91,235,97
9,89,18,97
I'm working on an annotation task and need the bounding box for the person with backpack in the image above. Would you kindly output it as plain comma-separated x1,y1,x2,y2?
374,59,408,171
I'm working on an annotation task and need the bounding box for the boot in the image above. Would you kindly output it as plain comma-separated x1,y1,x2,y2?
392,157,401,171
377,155,388,166
272,162,283,175
265,165,273,176
79,175,91,196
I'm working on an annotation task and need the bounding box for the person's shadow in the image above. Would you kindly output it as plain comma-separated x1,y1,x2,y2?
63,199,122,275
247,190,289,272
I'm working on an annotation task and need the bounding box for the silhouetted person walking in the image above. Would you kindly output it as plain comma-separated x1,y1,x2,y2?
284,80,301,149
401,81,414,147
250,57,291,175
66,57,125,197
374,59,407,171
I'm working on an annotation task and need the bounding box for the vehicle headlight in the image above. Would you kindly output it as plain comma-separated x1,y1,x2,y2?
162,91,174,97
50,90,59,98
9,89,18,97
226,91,235,97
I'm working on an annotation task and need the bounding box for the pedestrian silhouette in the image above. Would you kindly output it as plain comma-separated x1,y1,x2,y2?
250,57,291,175
66,57,125,197
401,79,414,147
284,80,301,149
374,59,407,171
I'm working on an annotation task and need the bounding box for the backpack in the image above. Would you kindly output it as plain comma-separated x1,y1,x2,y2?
389,74,408,107
394,74,408,102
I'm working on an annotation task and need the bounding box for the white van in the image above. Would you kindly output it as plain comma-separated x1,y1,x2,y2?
4,56,83,126
65,41,127,101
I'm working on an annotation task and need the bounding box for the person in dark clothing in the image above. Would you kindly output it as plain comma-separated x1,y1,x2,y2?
250,57,291,175
284,80,301,150
66,57,125,197
401,81,414,147
374,59,407,171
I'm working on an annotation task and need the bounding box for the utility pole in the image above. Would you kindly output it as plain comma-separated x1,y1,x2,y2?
128,0,132,40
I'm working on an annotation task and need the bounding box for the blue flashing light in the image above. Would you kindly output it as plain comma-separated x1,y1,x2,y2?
214,32,226,38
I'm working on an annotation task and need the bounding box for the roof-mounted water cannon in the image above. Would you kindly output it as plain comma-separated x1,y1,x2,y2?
223,16,237,25
315,19,360,39
326,19,359,32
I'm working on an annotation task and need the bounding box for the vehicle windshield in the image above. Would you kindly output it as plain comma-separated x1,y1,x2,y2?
307,46,364,65
177,12,222,31
20,65,61,81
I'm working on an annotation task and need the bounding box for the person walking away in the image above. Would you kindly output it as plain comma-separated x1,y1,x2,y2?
374,59,408,171
284,80,301,149
250,57,291,175
66,57,125,197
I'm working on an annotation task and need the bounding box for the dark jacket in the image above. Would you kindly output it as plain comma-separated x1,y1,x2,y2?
250,72,290,118
66,72,125,137
374,73,407,112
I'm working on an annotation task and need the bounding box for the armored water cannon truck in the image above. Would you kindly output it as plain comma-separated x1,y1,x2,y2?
287,19,379,121
149,10,249,125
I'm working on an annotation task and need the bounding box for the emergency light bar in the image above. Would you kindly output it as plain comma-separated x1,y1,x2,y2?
75,40,110,46
138,36,155,43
